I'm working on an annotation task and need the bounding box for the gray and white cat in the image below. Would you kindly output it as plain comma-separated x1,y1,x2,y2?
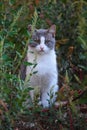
21,25,59,108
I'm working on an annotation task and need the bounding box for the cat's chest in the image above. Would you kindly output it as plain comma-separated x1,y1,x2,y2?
36,58,51,75
27,51,56,76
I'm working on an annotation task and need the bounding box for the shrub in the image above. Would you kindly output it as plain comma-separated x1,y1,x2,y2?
0,0,87,130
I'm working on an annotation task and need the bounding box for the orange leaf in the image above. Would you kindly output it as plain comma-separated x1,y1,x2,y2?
59,86,65,93
67,46,74,57
56,39,69,45
35,0,40,5
0,109,3,115
0,100,8,111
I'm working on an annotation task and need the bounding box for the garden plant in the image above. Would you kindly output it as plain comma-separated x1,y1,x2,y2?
0,0,87,130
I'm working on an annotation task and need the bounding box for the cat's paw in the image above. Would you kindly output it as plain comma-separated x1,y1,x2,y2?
41,100,50,108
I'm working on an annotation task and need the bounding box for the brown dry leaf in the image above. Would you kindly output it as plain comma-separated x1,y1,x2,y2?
70,90,75,96
14,128,19,130
56,39,69,45
0,100,8,111
35,0,40,5
59,86,65,93
46,18,52,26
0,109,3,115
67,46,74,57
59,123,64,130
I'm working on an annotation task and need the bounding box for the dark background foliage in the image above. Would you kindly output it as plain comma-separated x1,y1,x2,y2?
0,0,87,130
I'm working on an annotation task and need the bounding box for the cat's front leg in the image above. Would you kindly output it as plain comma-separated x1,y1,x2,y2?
41,92,50,108
41,85,58,108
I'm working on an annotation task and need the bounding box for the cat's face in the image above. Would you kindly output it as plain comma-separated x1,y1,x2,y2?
29,25,56,54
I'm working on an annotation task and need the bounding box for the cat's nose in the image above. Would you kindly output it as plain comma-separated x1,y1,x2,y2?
40,46,44,51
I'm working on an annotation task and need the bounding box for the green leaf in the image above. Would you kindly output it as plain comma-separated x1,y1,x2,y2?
33,63,37,68
65,70,70,83
23,61,34,66
79,53,87,60
33,71,38,74
9,0,16,6
78,36,87,50
5,42,15,49
78,65,87,71
74,74,81,84
61,0,67,3
16,51,22,58
78,91,87,104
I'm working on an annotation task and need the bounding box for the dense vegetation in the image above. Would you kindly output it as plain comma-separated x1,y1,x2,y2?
0,0,87,130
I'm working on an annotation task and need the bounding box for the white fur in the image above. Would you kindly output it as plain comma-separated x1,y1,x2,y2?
26,36,58,107
36,36,50,54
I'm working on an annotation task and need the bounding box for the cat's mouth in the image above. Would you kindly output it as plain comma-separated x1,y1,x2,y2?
38,47,45,52
39,50,44,52
38,50,45,54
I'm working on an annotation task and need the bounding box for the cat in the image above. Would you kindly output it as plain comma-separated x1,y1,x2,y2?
20,25,59,108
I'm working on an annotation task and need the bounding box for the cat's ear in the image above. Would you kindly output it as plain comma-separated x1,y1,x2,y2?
48,25,56,37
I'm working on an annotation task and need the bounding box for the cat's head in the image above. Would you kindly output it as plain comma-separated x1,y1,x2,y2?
28,25,56,54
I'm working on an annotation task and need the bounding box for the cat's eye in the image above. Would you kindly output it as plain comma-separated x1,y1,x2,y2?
34,39,40,43
46,39,50,43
